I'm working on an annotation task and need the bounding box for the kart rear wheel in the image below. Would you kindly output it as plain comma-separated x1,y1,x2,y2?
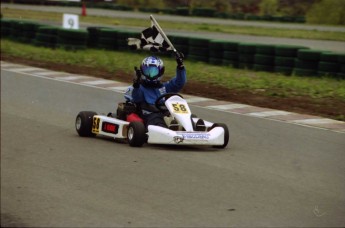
75,111,97,137
212,123,229,149
127,121,146,147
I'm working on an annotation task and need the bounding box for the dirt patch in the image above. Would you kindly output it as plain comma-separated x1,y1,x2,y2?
2,55,345,121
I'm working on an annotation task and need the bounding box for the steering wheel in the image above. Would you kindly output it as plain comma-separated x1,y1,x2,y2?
154,93,184,112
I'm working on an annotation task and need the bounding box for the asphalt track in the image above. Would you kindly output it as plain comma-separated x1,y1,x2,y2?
1,66,345,227
2,3,345,52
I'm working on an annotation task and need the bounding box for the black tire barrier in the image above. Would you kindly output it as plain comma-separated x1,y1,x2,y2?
222,60,239,68
2,18,344,79
223,51,238,61
174,44,189,57
87,26,107,48
254,54,275,65
340,64,345,73
295,59,318,70
297,49,322,61
254,64,274,72
34,26,60,48
209,40,226,51
97,28,119,50
275,57,295,67
337,73,345,79
223,41,239,52
57,29,88,50
188,37,210,47
294,68,317,76
275,45,308,57
256,44,276,55
188,37,209,62
275,66,293,75
189,47,209,55
170,35,190,56
320,52,339,62
1,19,13,37
238,43,256,54
318,61,340,72
188,54,209,62
238,43,257,69
209,57,223,65
338,54,345,64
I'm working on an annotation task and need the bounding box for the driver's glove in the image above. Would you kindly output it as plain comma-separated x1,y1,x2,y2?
175,51,184,69
133,67,141,88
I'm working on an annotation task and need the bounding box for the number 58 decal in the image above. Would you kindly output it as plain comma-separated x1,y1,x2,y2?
171,103,189,114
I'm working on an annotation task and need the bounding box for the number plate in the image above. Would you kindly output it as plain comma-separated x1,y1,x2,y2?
92,117,100,133
171,103,189,114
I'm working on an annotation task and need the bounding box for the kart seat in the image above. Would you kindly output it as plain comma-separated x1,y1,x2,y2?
194,119,206,131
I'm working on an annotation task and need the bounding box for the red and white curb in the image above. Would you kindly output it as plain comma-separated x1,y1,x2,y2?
2,61,345,133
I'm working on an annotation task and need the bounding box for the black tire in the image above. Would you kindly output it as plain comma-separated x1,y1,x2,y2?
275,45,308,57
275,57,295,67
238,43,257,54
254,54,275,65
209,57,223,65
224,41,239,52
127,122,146,147
256,44,276,55
212,123,229,149
223,51,238,61
253,64,274,72
297,49,322,61
75,111,97,137
274,66,293,75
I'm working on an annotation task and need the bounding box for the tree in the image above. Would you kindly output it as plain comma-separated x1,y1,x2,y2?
213,0,231,13
306,0,345,25
116,0,165,9
278,0,317,16
259,0,278,15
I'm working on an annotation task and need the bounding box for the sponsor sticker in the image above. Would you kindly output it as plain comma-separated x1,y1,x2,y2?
102,122,119,134
178,133,210,140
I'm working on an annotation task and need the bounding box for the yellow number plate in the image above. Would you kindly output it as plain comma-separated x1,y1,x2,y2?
92,117,100,133
171,103,189,114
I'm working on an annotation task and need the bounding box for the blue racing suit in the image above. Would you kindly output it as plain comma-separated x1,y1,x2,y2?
126,67,187,127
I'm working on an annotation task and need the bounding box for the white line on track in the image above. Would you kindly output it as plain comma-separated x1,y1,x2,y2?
207,104,250,110
81,80,114,85
54,76,90,81
248,110,291,117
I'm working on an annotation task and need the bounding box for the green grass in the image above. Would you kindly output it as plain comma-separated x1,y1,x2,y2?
2,39,344,100
2,8,345,42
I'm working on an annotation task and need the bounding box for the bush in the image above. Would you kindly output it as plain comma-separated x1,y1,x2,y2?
306,0,345,25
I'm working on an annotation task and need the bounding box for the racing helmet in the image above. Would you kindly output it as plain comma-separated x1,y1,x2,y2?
140,56,165,84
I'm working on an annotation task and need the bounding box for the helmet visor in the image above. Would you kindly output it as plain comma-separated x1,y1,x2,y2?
142,65,159,78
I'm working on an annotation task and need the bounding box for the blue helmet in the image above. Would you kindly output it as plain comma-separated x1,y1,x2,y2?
140,56,165,84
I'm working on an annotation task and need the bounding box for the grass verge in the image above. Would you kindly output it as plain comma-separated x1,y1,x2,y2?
2,8,345,42
1,39,345,120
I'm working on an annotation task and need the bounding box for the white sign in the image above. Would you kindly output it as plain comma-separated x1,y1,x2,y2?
63,14,79,29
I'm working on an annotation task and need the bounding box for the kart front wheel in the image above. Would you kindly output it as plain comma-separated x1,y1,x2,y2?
75,111,97,137
127,121,146,147
212,123,229,149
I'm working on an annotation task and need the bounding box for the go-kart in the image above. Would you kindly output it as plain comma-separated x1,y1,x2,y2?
75,93,229,148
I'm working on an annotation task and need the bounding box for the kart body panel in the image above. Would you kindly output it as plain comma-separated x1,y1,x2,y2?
147,125,225,145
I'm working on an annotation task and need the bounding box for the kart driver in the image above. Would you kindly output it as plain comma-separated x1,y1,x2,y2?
125,52,186,128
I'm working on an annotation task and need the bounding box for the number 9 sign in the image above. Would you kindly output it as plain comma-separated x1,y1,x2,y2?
63,14,79,29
